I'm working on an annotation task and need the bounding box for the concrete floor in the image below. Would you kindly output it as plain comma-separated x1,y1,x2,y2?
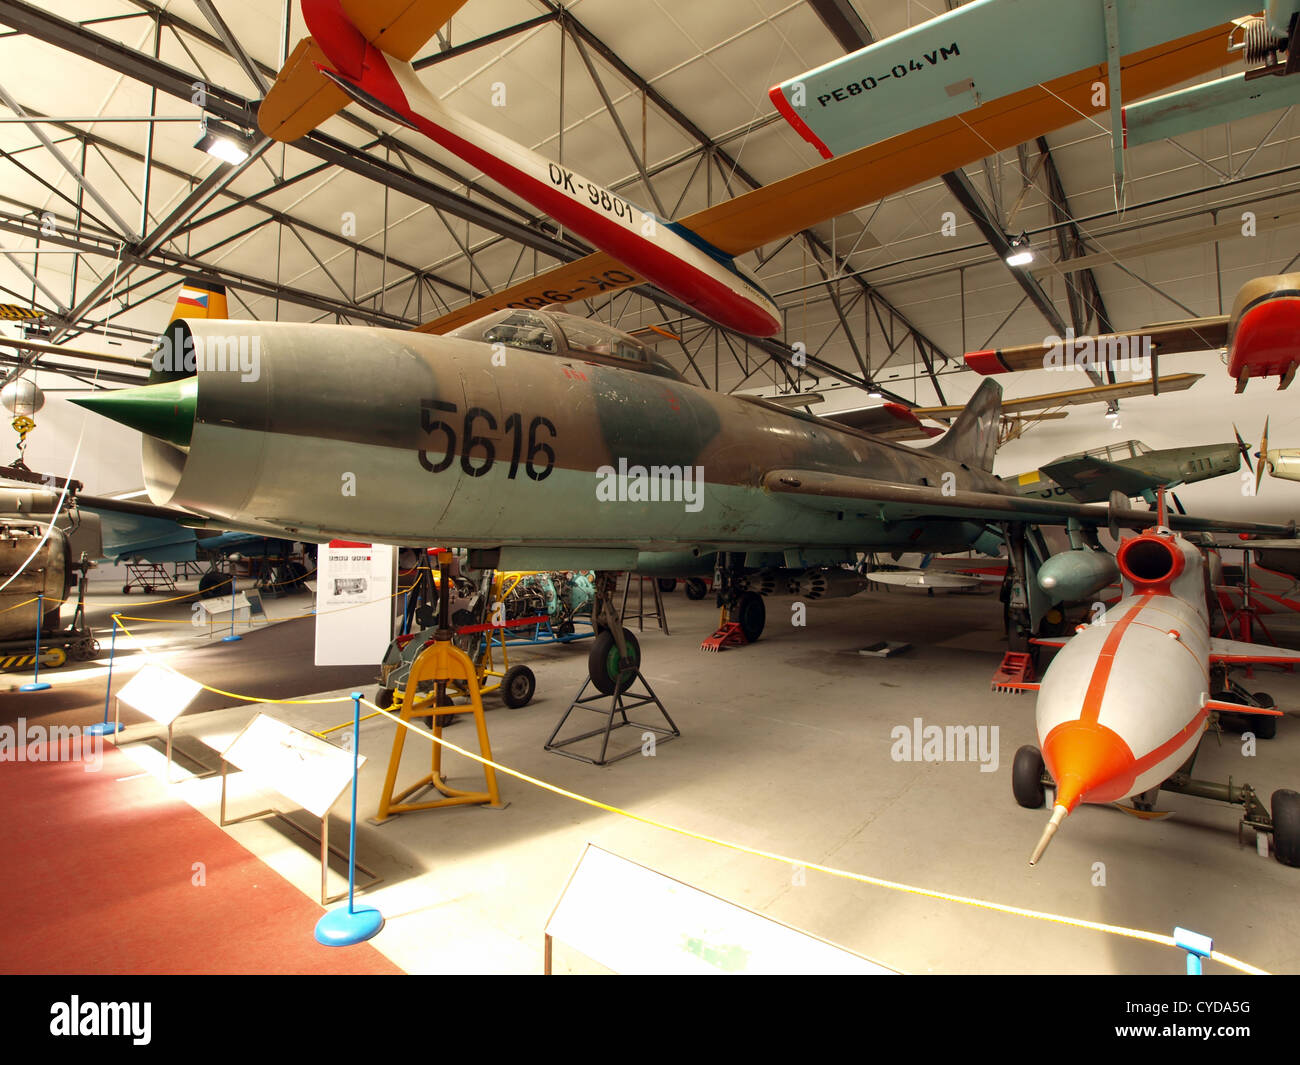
55,579,1300,976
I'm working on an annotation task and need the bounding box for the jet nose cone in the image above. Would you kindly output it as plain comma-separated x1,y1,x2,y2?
70,378,196,448
1042,720,1136,812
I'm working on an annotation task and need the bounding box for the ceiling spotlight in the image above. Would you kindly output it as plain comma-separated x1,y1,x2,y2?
195,117,251,164
1005,234,1034,267
867,389,883,398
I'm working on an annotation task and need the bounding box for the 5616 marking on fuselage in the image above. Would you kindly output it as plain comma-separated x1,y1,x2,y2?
418,401,557,481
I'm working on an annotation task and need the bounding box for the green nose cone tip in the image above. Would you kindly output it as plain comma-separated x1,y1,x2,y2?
70,377,196,448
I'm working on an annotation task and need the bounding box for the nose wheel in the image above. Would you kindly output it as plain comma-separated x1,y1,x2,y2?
1012,745,1049,809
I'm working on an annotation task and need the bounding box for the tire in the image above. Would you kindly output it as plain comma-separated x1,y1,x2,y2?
657,578,677,593
1252,692,1277,740
1012,745,1047,809
587,628,641,696
375,687,394,710
500,664,536,708
735,590,765,643
121,584,131,595
199,571,227,599
1271,789,1300,867
41,646,67,669
684,578,707,600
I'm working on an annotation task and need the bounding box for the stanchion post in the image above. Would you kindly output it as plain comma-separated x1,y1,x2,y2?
1174,927,1212,975
314,692,383,946
222,574,242,643
19,591,51,693
87,613,123,736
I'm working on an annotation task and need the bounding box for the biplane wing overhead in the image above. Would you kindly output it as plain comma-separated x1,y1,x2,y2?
412,13,1236,333
915,373,1204,417
964,320,1231,375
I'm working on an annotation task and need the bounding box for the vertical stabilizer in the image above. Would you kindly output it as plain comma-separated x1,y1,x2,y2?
924,379,1002,472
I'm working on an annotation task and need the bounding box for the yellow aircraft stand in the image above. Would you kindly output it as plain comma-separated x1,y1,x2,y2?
373,634,502,822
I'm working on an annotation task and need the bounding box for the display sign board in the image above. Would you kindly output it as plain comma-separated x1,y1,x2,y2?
546,844,896,975
116,664,203,726
314,541,396,666
194,592,250,631
222,712,361,820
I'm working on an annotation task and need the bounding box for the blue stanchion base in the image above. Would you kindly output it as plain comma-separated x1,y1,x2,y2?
221,634,243,642
19,682,52,692
314,905,384,946
86,721,124,736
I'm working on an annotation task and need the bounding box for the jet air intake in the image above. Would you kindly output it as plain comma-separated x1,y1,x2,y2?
1116,534,1183,588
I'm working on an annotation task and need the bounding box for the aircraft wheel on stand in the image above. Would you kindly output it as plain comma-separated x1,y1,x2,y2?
588,628,640,696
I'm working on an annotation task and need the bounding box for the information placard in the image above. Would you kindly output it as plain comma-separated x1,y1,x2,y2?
116,664,203,726
222,712,361,820
314,541,396,666
546,844,896,975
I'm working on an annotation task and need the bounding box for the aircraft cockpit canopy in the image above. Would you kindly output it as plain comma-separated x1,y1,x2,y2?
1062,439,1154,463
450,309,685,381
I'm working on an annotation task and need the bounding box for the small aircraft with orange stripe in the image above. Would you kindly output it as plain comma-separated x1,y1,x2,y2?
1005,493,1300,868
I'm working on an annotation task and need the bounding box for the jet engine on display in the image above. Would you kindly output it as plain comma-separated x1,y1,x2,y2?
1012,498,1300,868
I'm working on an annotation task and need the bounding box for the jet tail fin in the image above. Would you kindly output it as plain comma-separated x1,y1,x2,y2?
168,277,227,322
923,379,1002,472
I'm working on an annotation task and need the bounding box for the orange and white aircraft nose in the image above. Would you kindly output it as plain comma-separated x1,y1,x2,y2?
1043,720,1137,811
1029,721,1137,866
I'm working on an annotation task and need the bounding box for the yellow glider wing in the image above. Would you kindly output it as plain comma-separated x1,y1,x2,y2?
257,1,469,142
415,22,1234,333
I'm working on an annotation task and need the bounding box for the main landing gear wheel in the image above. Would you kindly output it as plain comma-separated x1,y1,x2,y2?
1013,745,1047,809
1252,692,1277,740
199,571,228,599
1212,689,1277,741
588,628,640,696
1272,789,1300,867
500,664,536,708
684,578,708,600
735,590,765,643
657,578,677,593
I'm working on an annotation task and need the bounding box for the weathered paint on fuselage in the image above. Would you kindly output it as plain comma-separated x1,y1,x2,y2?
143,317,1005,554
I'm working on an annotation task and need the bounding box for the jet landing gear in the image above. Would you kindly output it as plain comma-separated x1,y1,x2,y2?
701,554,764,651
1010,743,1300,867
586,571,642,695
551,570,678,765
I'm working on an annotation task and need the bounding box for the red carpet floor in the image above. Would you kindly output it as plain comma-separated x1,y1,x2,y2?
0,740,401,975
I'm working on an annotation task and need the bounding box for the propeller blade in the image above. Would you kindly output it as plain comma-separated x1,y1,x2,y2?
1234,423,1254,474
1257,417,1270,496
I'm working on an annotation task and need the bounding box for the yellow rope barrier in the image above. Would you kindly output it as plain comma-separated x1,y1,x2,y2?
111,617,355,706
358,697,1269,977
101,601,1270,976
